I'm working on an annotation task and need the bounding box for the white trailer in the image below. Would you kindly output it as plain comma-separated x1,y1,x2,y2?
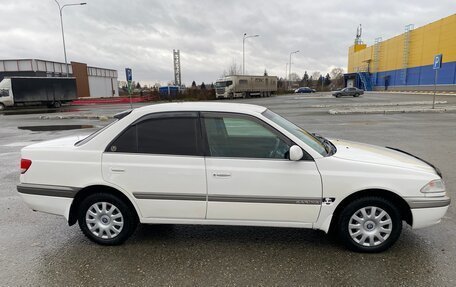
215,75,277,99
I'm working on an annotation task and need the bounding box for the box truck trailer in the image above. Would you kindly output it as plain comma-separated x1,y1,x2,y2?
0,77,77,110
215,75,277,99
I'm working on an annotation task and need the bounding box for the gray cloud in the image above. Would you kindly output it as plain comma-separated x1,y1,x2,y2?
0,0,454,86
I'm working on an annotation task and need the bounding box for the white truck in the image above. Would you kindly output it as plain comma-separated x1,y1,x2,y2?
0,77,77,110
215,75,277,99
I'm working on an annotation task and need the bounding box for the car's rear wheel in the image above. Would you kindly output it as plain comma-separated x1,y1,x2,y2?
0,103,5,111
354,93,360,97
337,197,402,253
78,193,138,245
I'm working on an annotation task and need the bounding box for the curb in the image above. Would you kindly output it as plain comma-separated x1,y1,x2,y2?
367,91,456,96
39,114,113,120
308,100,447,108
72,96,157,105
329,106,456,115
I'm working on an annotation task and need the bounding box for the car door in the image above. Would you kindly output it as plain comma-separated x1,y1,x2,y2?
202,112,322,223
102,112,207,219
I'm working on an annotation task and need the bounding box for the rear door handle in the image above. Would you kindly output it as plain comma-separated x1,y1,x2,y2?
213,172,231,178
110,168,125,173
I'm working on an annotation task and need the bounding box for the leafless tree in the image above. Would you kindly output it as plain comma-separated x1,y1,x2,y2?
288,72,300,81
311,71,321,80
330,67,345,88
222,61,242,77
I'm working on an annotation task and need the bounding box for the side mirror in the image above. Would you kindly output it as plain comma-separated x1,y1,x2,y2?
289,145,303,161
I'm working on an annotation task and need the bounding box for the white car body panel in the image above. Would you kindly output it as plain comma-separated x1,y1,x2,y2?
205,157,322,222
16,102,450,237
102,153,207,219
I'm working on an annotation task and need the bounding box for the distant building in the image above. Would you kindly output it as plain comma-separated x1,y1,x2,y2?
0,59,119,98
346,14,456,91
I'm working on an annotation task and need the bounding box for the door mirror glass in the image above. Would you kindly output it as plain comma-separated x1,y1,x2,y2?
289,145,303,161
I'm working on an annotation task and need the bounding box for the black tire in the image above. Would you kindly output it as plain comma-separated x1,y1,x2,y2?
335,94,341,98
0,103,5,111
78,193,138,245
53,101,61,108
354,93,360,97
337,196,402,253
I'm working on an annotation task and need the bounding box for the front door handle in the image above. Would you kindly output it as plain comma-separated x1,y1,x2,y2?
110,168,125,173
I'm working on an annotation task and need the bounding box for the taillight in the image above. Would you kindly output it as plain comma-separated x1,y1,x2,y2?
20,159,32,174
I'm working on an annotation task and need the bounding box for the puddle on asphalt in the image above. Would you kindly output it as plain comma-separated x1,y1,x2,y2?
2,108,81,116
18,125,95,131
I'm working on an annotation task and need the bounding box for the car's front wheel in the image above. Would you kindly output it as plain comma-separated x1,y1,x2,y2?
337,197,402,253
78,193,138,245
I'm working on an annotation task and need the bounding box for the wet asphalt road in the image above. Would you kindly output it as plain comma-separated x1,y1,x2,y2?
1,92,455,286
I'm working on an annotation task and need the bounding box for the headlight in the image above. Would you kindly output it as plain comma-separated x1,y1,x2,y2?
420,179,446,193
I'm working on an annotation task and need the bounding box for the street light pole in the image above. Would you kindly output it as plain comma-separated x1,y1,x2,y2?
285,63,288,81
54,0,87,77
242,33,259,75
288,50,299,90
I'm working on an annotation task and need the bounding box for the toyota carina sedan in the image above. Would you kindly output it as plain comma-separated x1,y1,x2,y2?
17,102,450,252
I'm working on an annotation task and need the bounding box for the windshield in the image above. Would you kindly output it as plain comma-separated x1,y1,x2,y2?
216,81,227,88
0,79,11,90
0,79,10,97
216,80,233,88
262,109,328,156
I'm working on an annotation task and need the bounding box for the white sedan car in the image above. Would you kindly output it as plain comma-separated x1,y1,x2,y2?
17,102,450,252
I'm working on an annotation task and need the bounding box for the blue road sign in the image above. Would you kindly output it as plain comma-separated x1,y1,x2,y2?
125,68,132,81
433,54,442,70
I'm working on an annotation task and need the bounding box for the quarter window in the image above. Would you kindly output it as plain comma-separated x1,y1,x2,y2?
203,114,290,159
108,115,200,156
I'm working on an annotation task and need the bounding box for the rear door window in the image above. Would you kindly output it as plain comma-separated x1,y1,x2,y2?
108,113,201,156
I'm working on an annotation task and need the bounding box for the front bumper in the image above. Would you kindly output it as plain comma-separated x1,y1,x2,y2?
405,196,451,229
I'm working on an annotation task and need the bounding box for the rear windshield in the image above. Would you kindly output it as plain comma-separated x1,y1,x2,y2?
75,120,117,146
75,109,132,146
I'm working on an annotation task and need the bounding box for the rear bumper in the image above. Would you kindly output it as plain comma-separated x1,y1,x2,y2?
406,196,451,229
18,192,73,220
17,183,78,220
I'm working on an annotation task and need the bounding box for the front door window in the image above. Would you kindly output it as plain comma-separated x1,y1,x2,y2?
203,113,290,159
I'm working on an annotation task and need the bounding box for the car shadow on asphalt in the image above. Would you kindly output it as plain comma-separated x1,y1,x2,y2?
31,224,438,286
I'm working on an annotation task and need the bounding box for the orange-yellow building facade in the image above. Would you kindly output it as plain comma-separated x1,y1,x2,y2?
347,14,456,91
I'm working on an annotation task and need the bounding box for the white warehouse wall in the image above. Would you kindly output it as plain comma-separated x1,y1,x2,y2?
88,76,119,98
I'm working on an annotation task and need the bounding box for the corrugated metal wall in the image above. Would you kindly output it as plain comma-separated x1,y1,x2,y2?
347,13,456,90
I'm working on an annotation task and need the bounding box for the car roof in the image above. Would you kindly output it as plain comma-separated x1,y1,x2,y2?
132,102,267,115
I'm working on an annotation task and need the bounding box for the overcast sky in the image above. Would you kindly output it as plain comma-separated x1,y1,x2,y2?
1,1,454,86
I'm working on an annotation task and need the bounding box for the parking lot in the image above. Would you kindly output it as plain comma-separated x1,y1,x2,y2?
1,92,455,286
